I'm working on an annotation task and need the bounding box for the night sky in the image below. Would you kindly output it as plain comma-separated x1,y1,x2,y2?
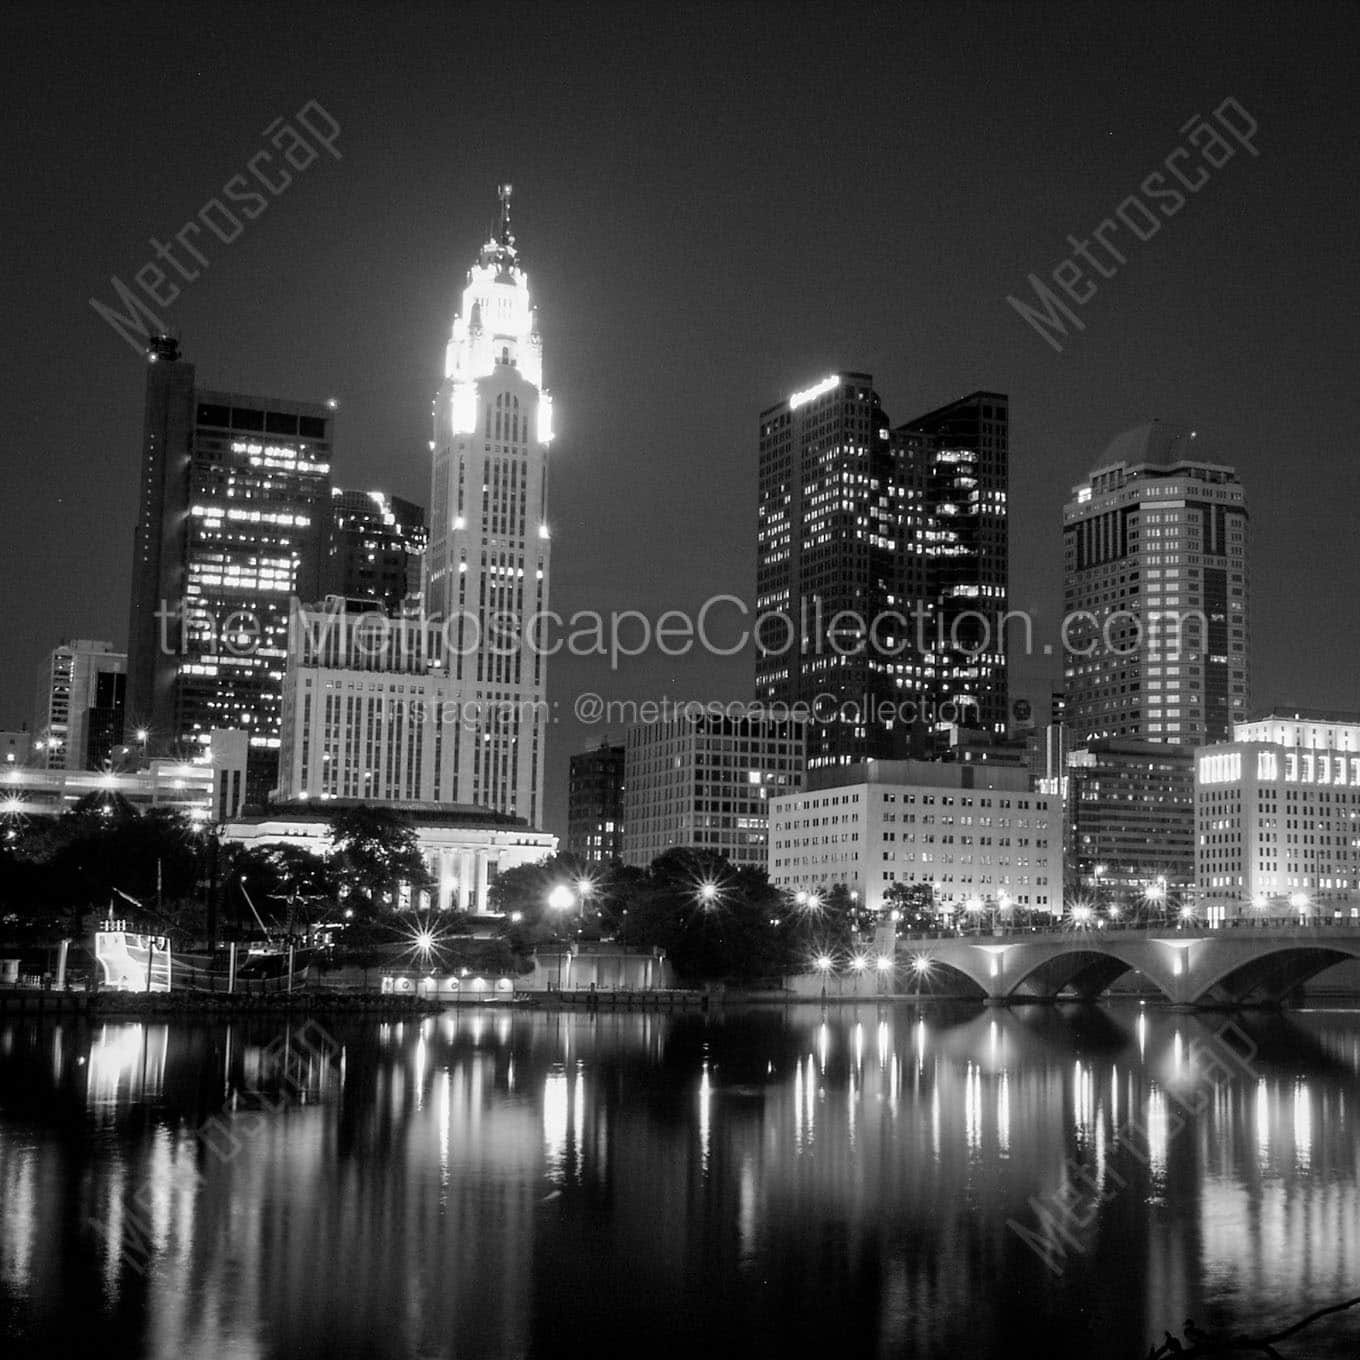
2,0,1358,835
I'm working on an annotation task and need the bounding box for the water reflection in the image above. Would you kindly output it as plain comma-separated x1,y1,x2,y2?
0,1004,1357,1357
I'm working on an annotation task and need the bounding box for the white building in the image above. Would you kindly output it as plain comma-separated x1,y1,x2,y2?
769,760,1061,914
221,804,556,914
277,599,469,803
624,715,805,868
1196,710,1360,917
423,185,552,827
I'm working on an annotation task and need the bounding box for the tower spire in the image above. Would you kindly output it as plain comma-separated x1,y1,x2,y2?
497,183,514,247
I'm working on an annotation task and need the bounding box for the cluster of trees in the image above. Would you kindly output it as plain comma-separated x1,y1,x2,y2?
0,800,432,945
489,848,885,983
2,794,920,982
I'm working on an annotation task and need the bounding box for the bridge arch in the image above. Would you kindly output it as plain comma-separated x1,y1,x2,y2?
1190,942,1360,1006
1005,945,1177,1003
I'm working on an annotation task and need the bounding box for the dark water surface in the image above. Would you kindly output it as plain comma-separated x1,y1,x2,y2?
1,1003,1357,1358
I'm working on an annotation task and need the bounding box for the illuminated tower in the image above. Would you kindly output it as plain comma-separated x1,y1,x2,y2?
426,185,552,826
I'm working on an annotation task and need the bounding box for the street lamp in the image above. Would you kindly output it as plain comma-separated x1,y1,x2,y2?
546,884,575,989
814,953,833,1001
875,954,893,996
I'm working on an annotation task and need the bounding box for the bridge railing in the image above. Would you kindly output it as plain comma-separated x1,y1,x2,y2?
896,917,1360,943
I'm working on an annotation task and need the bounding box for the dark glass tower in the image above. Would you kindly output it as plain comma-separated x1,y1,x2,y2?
756,374,1009,773
323,489,427,614
126,336,333,803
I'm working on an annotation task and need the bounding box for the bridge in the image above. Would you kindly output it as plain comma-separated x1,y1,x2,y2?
808,923,1360,1008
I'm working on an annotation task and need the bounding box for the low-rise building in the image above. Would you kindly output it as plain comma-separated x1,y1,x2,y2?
624,714,805,869
0,729,248,823
221,801,556,914
769,759,1061,914
1064,738,1197,909
1196,709,1360,918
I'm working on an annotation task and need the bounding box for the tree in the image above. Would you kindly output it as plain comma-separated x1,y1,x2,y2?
883,880,935,932
224,842,338,934
328,806,432,915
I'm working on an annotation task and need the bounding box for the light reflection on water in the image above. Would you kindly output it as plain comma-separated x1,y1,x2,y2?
0,1004,1358,1358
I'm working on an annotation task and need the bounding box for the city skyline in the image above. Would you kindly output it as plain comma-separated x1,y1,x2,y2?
2,2,1359,838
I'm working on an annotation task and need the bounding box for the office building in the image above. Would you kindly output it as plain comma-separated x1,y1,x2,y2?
624,714,805,869
769,760,1060,915
567,742,625,864
895,391,1010,736
126,334,333,803
276,598,458,804
323,489,427,612
1064,738,1196,909
1197,709,1360,917
423,186,552,826
756,373,1008,773
32,640,126,771
1063,423,1249,746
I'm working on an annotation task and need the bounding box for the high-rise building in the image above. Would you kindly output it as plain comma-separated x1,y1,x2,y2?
32,640,126,770
276,598,471,805
424,186,551,827
1063,738,1197,909
768,760,1060,915
624,715,805,869
567,742,625,864
757,374,907,769
1062,423,1249,747
323,489,427,613
1196,710,1360,918
757,374,1009,772
896,391,1010,736
125,335,333,802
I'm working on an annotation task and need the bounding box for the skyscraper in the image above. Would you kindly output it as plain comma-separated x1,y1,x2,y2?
756,373,1009,772
1062,423,1249,746
425,186,551,826
896,391,1010,736
323,488,427,613
756,373,911,769
126,335,333,801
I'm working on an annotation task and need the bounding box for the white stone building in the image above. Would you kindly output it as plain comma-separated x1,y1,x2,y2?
769,760,1061,914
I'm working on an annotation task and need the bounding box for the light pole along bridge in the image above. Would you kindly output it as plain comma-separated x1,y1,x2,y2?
890,923,1360,1008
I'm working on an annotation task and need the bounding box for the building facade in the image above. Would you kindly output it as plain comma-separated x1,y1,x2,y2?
0,731,31,769
1063,423,1249,747
126,335,333,803
424,186,552,827
323,489,427,613
756,374,1008,774
32,640,126,771
277,599,457,804
895,391,1010,736
567,742,625,864
1063,738,1196,908
769,760,1060,915
1197,710,1360,917
623,715,805,868
221,802,556,914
